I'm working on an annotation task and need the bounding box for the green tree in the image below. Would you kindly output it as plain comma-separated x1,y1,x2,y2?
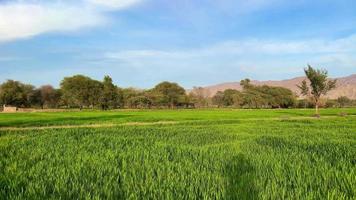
262,86,296,108
223,89,243,107
152,81,186,108
100,76,120,110
240,79,252,90
128,95,152,109
297,65,336,115
60,75,103,109
0,80,35,107
239,79,296,108
212,91,224,107
121,88,143,108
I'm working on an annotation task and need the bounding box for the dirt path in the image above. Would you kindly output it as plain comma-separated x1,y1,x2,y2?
0,115,352,131
0,121,178,131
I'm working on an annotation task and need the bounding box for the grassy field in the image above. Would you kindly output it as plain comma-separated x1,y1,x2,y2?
0,108,355,199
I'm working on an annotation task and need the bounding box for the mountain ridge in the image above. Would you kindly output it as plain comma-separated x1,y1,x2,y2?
200,74,356,99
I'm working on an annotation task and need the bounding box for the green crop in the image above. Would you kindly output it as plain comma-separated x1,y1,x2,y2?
0,109,355,199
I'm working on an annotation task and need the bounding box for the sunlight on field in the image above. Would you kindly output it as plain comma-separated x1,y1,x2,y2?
1,109,355,199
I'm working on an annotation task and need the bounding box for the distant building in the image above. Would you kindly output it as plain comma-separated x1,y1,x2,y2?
2,105,17,113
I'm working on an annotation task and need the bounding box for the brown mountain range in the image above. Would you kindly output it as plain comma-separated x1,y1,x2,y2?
201,74,356,99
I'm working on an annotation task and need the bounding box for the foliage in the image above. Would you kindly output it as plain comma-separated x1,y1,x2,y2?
212,91,224,107
298,65,337,114
100,76,122,109
0,71,352,110
152,81,187,108
337,96,352,107
189,87,211,108
0,80,34,107
212,81,296,109
43,86,62,108
60,75,103,108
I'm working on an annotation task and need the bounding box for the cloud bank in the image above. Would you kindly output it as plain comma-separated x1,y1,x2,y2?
105,34,356,60
0,0,142,42
103,34,356,84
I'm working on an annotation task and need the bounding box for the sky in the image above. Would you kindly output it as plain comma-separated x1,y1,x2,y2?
0,0,355,88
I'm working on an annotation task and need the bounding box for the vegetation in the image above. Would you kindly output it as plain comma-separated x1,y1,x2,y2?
0,76,305,110
298,65,337,115
0,67,353,111
0,109,355,199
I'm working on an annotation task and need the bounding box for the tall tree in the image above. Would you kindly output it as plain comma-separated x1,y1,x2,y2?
240,78,252,90
100,75,120,110
0,80,35,107
223,89,243,107
60,75,103,109
297,65,336,115
212,91,224,107
38,85,61,108
121,88,143,108
152,81,186,108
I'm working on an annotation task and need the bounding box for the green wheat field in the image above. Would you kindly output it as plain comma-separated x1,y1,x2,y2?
1,108,355,199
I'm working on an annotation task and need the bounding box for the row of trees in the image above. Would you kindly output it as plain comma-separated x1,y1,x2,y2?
0,76,297,109
0,80,61,109
210,79,296,108
0,75,190,109
296,96,356,109
0,66,351,110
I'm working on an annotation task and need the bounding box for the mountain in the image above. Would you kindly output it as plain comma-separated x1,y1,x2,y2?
200,74,356,99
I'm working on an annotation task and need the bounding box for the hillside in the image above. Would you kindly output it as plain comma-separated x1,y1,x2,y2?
201,74,356,99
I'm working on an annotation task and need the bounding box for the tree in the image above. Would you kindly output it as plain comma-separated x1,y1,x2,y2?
297,65,336,115
28,88,42,108
0,80,35,107
222,89,243,107
39,85,61,108
100,76,120,110
121,88,143,108
152,81,186,108
212,91,224,107
60,75,103,109
240,79,252,90
128,95,152,108
337,96,351,107
240,79,266,108
189,87,211,108
262,86,296,108
239,79,296,109
242,90,265,108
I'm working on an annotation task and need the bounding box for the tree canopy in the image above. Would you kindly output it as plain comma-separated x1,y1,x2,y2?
298,65,336,114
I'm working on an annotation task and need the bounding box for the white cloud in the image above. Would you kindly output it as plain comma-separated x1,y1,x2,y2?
103,34,356,80
86,0,142,9
0,0,143,42
0,3,104,42
105,34,356,61
205,35,356,55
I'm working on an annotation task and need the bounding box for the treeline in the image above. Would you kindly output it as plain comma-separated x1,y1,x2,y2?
0,75,354,109
0,75,189,109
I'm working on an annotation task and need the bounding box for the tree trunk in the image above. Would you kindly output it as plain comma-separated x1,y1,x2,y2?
315,100,319,115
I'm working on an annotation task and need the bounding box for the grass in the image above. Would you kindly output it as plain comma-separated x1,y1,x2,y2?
0,109,355,199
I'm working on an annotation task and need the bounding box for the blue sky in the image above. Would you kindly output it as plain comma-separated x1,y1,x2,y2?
0,0,355,88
